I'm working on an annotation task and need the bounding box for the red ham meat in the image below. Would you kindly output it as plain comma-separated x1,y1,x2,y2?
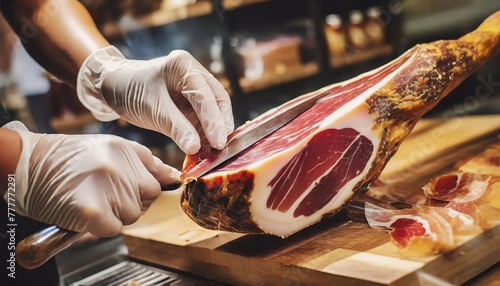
180,11,500,237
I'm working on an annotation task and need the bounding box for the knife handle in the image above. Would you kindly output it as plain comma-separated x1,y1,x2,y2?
16,226,83,270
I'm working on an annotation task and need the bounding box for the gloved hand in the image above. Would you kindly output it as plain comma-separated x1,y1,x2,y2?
3,121,180,237
77,46,234,155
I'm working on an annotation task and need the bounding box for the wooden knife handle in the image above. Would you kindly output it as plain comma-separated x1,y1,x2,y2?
16,226,83,270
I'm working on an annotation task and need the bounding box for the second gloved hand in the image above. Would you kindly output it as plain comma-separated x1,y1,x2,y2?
77,46,234,154
4,121,180,237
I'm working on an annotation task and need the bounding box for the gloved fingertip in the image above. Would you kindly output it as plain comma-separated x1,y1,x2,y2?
153,157,182,185
183,141,201,155
212,136,227,150
206,127,227,150
164,166,182,181
227,125,234,136
173,130,201,154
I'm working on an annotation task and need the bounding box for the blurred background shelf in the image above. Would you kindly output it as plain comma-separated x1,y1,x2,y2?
239,62,319,93
403,0,500,39
329,44,393,69
50,113,97,134
102,0,213,37
222,0,272,10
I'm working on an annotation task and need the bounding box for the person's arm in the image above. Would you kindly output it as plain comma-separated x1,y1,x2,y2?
0,15,15,72
0,128,22,197
0,0,109,87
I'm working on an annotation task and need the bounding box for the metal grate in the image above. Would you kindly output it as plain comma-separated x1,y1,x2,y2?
69,261,178,286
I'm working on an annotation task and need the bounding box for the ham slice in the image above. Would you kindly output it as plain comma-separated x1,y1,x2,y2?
423,172,493,202
365,204,481,256
425,198,500,230
423,171,500,229
180,11,500,237
368,148,500,255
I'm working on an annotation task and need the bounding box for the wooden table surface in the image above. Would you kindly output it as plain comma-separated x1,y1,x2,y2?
467,262,500,285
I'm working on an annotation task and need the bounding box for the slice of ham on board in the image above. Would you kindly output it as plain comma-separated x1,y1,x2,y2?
368,142,500,256
423,172,494,202
423,171,500,229
365,204,481,256
180,11,500,237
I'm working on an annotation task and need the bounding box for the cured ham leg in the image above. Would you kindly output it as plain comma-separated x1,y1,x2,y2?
181,11,500,237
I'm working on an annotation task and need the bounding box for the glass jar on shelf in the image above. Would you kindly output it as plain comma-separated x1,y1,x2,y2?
324,14,346,56
347,10,369,50
209,35,224,76
365,7,385,46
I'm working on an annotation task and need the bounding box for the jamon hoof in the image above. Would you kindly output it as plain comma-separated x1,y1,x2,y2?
181,11,500,237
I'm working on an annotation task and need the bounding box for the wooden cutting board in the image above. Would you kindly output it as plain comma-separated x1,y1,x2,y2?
122,115,500,286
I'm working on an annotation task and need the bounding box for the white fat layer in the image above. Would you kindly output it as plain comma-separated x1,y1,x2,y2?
444,208,475,225
204,51,416,237
455,172,490,202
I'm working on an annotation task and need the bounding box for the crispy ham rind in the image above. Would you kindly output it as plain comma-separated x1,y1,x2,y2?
181,11,500,237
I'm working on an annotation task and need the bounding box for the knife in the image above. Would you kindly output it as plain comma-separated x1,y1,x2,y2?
161,90,328,190
16,90,328,270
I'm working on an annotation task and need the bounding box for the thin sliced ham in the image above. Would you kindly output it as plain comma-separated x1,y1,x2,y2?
423,172,492,202
369,151,500,255
365,203,480,256
423,170,500,229
180,11,500,237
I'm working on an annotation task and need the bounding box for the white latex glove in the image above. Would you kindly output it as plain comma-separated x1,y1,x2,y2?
3,121,180,237
77,46,234,155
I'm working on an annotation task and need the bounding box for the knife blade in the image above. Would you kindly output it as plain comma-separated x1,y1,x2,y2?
162,91,328,190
